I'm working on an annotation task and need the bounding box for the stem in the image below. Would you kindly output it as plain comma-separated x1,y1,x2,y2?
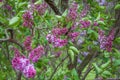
16,72,22,80
77,50,98,77
44,0,62,15
49,55,68,80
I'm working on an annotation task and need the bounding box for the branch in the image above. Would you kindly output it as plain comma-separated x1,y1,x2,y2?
0,29,24,50
77,50,98,77
49,55,68,80
16,72,22,80
44,0,62,15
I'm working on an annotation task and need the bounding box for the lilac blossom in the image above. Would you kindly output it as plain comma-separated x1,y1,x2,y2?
46,34,57,43
67,2,78,21
5,5,12,11
98,29,115,52
52,28,68,36
12,57,30,71
29,45,45,63
46,34,68,47
0,0,3,2
53,38,68,47
35,2,48,15
68,32,79,42
94,21,99,26
80,5,90,18
24,36,32,52
23,64,36,78
80,20,91,28
22,11,34,28
12,48,30,71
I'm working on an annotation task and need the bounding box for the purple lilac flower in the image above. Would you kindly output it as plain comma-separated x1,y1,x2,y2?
98,29,114,52
77,58,82,64
12,57,30,71
52,28,68,36
94,21,99,26
80,5,90,18
22,11,34,28
12,48,30,71
71,22,79,30
46,34,57,43
46,34,68,47
5,5,12,11
98,29,107,50
80,30,87,36
35,2,48,15
53,38,68,47
80,20,91,28
68,32,79,42
0,0,3,2
67,2,78,21
24,36,32,52
29,45,45,63
82,52,89,56
23,64,36,78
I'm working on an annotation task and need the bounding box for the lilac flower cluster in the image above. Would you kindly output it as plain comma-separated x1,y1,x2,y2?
5,5,12,11
71,22,79,30
52,28,68,36
29,46,44,63
23,36,45,62
68,32,79,42
12,57,30,71
0,0,2,2
98,29,114,52
23,64,36,78
24,36,32,52
46,27,68,47
80,5,90,18
12,48,35,78
53,38,68,47
35,2,48,15
46,34,68,48
22,11,34,28
80,20,91,28
93,21,99,26
67,2,78,21
96,0,107,6
12,37,45,78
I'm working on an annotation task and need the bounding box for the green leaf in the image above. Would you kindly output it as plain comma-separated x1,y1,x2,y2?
92,63,102,74
68,49,74,63
69,46,79,54
101,70,112,78
97,21,105,25
115,4,120,10
100,60,110,69
96,12,100,21
62,10,68,17
34,0,42,4
9,16,20,27
114,59,120,66
0,16,8,24
18,2,27,8
71,68,79,80
0,2,4,7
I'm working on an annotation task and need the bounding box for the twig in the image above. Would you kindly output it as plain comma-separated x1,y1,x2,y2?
49,55,68,80
77,50,98,77
44,0,62,15
16,72,22,80
0,29,24,50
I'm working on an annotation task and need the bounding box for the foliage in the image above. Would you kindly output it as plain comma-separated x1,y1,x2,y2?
0,0,120,80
